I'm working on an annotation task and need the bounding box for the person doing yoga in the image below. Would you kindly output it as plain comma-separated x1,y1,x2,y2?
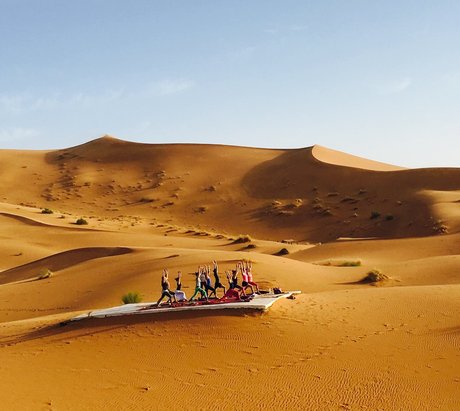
174,271,187,302
223,270,242,300
156,268,177,307
189,269,209,302
240,261,254,295
212,260,226,297
204,265,217,298
245,260,260,293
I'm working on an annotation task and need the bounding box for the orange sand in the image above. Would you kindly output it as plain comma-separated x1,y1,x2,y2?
0,137,458,410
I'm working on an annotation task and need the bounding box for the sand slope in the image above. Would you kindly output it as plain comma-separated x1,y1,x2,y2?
1,136,459,242
0,137,459,410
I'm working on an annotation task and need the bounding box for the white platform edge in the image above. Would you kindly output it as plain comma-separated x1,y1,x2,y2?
69,291,301,322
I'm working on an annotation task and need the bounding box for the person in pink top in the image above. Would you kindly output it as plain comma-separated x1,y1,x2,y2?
240,260,254,295
245,260,260,293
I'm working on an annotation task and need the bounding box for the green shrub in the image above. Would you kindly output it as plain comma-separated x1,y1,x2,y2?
339,260,362,267
41,208,53,214
75,218,88,225
314,260,361,267
122,292,142,304
385,214,394,221
370,211,381,219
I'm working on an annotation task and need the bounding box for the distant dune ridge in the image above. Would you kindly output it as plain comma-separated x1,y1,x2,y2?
0,135,458,242
0,136,459,410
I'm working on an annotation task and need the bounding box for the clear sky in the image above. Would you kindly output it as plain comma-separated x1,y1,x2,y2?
0,1,459,167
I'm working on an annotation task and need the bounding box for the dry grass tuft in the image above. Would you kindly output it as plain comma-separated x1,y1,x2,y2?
233,234,252,244
315,260,362,267
433,220,448,234
37,268,53,280
275,248,290,256
361,269,389,284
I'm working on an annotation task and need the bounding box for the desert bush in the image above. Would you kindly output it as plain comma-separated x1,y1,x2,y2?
370,211,381,219
75,217,88,225
281,239,296,244
361,269,388,283
122,292,142,304
41,208,53,214
246,244,256,249
385,214,394,221
139,197,154,203
276,248,290,256
314,260,361,267
341,197,358,204
433,220,448,234
37,268,52,280
339,260,362,267
233,234,252,244
277,210,295,216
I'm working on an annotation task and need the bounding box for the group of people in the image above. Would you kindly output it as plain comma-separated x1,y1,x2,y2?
156,260,260,307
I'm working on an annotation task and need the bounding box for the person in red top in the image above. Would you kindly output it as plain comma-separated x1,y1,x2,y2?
222,270,242,300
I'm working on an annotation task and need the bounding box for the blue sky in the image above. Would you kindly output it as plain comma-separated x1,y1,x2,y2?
0,1,459,167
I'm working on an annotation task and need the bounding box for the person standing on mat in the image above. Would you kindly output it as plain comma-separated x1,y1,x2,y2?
174,271,187,302
199,265,207,290
156,269,177,307
212,260,226,297
204,265,217,298
231,265,244,294
241,261,254,295
223,270,242,300
245,260,260,293
189,270,209,302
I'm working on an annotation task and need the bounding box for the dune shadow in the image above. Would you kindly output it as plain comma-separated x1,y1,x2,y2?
0,212,108,233
0,247,133,284
428,325,460,337
241,149,460,242
0,309,261,346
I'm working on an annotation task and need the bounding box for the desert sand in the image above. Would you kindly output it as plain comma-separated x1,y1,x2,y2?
0,136,458,410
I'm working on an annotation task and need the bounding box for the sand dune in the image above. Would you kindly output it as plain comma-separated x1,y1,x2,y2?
0,247,133,285
0,137,458,410
312,144,405,171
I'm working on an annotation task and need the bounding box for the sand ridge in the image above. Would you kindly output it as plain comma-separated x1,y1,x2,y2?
0,138,458,410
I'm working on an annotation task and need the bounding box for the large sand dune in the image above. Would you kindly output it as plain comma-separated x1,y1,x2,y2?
0,137,458,410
